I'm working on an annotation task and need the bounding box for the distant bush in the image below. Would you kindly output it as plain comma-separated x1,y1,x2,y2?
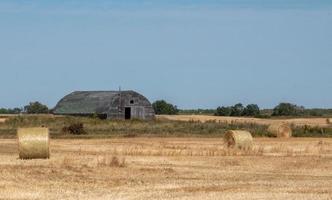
230,103,245,116
152,100,179,115
62,123,87,135
215,103,260,117
243,104,260,116
24,102,49,114
272,103,304,116
254,114,271,119
179,109,216,115
215,106,231,116
190,106,332,118
0,107,22,114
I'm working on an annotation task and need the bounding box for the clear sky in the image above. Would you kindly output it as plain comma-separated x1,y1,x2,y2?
0,1,331,109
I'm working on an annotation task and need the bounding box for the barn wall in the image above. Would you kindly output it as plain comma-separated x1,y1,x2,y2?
129,106,155,120
106,91,155,120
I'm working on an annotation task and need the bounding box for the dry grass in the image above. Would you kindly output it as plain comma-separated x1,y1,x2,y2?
158,115,330,127
0,118,7,123
0,137,331,199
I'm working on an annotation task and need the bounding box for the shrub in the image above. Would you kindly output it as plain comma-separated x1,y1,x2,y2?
62,123,87,135
272,103,304,116
215,106,231,116
243,104,260,116
215,103,260,117
230,103,244,116
0,107,22,114
24,102,49,114
152,100,179,115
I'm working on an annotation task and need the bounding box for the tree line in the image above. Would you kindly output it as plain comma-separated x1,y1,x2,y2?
215,103,260,117
0,102,49,114
1,100,332,117
152,101,332,117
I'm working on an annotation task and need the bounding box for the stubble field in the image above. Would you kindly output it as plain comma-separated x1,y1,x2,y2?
1,137,332,200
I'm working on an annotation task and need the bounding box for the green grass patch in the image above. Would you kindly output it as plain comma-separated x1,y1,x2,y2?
0,115,331,139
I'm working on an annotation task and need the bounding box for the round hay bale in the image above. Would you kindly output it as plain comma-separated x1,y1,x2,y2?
17,127,50,159
267,123,292,138
327,118,332,124
224,130,253,150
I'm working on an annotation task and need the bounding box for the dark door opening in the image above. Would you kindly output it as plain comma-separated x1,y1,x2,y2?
125,107,131,120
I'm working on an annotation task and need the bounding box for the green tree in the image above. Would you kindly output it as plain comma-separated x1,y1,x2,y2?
243,104,260,116
152,100,179,115
11,108,22,114
272,103,304,116
230,103,244,116
24,102,49,114
0,107,22,114
215,106,231,116
0,108,8,114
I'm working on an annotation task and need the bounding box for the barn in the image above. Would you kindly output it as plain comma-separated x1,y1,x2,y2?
53,91,155,120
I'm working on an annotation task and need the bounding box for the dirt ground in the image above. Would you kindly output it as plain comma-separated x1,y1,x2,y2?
0,137,332,200
158,115,331,127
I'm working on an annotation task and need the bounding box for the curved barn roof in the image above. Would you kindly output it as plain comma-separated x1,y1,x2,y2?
53,90,152,115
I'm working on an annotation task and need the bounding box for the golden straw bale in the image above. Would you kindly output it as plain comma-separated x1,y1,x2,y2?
224,130,253,150
327,118,332,124
17,127,50,159
267,123,292,138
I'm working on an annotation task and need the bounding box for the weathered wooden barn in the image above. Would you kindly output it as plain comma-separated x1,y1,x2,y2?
53,91,155,120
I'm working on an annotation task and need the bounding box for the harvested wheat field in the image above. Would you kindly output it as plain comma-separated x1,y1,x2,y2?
158,115,330,127
0,138,332,200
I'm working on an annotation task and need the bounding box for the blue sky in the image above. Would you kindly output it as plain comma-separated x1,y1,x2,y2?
0,1,331,109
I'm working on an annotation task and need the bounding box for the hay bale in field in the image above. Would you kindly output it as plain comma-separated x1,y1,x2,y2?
267,123,292,138
17,127,50,159
327,118,332,124
224,130,253,150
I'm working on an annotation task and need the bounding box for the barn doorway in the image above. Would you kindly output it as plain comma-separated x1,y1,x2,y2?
125,107,131,120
